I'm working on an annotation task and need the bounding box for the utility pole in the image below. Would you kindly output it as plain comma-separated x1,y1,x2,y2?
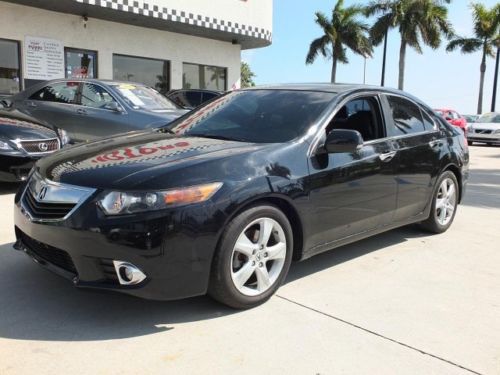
363,57,367,84
492,46,499,112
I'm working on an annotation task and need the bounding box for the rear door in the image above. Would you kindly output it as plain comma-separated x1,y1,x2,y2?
21,81,81,136
381,94,441,222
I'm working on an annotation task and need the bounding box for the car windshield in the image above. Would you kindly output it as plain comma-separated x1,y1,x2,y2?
477,113,500,123
112,84,180,111
167,90,336,143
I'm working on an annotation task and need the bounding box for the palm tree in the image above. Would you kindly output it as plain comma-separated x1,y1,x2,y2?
306,0,372,83
447,3,500,114
366,0,453,90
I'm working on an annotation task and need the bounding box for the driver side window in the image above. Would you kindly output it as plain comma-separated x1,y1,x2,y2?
326,96,385,142
81,83,116,109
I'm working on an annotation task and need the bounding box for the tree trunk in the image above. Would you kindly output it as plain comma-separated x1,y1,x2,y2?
398,40,406,90
331,58,337,83
477,47,487,115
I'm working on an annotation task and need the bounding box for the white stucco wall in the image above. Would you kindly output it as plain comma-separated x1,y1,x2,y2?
0,1,242,90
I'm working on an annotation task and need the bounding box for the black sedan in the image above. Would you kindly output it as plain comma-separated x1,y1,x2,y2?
0,106,67,182
8,79,188,143
13,84,469,309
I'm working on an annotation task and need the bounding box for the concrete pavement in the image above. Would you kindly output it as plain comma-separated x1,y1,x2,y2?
0,145,499,374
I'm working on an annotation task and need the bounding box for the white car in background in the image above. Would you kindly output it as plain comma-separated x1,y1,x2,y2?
468,112,500,146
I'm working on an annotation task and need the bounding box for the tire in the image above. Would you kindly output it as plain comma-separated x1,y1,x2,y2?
420,171,459,234
208,204,293,309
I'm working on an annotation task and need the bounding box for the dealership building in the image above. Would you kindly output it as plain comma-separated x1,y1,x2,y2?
0,0,272,96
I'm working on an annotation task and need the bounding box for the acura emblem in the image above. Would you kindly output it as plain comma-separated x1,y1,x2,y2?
38,186,48,200
38,142,49,152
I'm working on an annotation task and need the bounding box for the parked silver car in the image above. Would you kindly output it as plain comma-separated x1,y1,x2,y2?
8,79,188,143
468,112,500,146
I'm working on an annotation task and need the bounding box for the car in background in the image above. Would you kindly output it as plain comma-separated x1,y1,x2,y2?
434,108,468,136
13,84,469,309
8,79,188,143
468,112,500,146
463,114,479,123
0,104,67,182
166,89,223,110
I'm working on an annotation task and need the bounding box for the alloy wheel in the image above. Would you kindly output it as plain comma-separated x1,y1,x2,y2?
435,177,457,226
230,217,287,296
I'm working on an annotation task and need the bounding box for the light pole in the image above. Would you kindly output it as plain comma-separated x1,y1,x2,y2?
381,30,388,86
492,46,499,112
363,57,367,84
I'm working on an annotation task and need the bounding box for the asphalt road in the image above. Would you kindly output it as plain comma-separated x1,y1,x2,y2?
0,145,499,375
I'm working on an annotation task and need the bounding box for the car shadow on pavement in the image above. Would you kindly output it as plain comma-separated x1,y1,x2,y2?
285,225,426,284
0,242,235,342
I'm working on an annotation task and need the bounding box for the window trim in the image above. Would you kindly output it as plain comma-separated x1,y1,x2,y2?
0,38,22,95
112,53,171,92
182,62,228,91
384,93,428,137
64,47,98,79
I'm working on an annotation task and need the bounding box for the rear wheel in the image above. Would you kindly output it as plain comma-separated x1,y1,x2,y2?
420,171,459,234
208,205,293,309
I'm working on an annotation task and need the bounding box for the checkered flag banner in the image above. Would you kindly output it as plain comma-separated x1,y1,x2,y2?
75,0,272,42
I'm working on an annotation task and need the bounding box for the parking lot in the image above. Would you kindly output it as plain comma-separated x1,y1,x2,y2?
0,145,498,375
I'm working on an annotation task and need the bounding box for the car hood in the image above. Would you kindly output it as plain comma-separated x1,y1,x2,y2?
36,130,265,189
471,122,500,130
0,109,57,140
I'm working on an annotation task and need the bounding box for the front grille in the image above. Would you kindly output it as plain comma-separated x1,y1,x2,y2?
19,230,77,274
19,138,60,153
22,188,76,220
475,129,492,134
99,259,120,285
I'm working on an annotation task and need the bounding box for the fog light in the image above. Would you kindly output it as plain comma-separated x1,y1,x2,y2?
113,261,147,285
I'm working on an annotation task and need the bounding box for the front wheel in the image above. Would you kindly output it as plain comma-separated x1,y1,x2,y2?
420,171,459,234
208,205,293,309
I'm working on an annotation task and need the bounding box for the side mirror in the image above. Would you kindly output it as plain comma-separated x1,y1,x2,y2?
0,98,12,108
445,116,452,121
104,102,123,113
323,129,364,153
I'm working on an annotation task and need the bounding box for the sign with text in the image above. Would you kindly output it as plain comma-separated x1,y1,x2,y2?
24,36,64,80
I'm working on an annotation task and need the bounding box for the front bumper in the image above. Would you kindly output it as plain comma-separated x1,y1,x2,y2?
13,187,223,301
468,133,500,143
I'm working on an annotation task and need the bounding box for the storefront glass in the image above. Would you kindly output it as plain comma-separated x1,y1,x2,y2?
183,63,226,91
113,54,170,94
0,39,21,95
65,48,97,79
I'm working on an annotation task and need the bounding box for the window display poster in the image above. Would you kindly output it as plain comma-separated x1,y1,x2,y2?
24,36,64,80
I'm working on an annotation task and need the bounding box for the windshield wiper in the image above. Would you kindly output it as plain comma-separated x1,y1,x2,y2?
187,133,248,142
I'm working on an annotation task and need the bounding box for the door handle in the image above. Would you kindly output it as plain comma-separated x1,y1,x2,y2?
379,151,397,162
27,101,37,108
76,108,87,115
429,140,443,148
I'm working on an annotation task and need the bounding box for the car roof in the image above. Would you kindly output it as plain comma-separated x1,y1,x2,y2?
242,83,410,96
41,78,148,87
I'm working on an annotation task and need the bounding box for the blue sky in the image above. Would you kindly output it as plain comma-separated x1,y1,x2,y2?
242,0,499,115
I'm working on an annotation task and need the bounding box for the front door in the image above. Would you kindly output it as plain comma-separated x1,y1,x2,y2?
305,95,398,252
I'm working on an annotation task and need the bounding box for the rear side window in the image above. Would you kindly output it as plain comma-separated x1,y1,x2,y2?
30,82,79,104
421,108,437,131
385,95,425,136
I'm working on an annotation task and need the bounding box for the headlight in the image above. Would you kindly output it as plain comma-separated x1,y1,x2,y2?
57,128,70,146
98,182,223,215
0,140,13,151
494,129,500,134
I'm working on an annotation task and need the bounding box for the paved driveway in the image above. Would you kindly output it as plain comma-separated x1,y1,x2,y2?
0,146,499,375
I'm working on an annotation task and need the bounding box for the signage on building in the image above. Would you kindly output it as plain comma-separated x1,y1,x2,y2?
24,36,64,80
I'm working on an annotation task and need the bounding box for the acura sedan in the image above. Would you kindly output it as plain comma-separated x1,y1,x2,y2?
13,84,469,309
8,79,188,143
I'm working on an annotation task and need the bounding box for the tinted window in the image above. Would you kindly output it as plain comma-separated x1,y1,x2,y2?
65,48,97,79
183,63,226,91
386,95,425,136
30,82,78,104
113,54,170,94
169,90,336,143
0,39,21,95
421,109,437,131
81,83,116,109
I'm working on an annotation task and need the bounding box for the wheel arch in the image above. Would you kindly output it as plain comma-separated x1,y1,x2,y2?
442,163,463,203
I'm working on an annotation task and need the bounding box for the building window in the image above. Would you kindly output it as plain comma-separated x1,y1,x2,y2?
65,48,97,79
183,63,227,91
113,54,170,94
0,39,21,95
